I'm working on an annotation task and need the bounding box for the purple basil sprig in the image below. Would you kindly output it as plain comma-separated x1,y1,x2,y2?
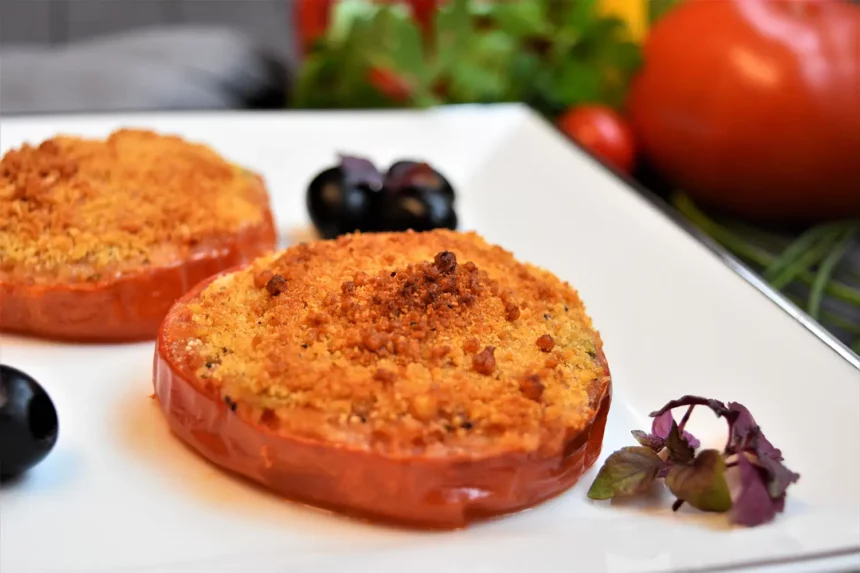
587,395,800,527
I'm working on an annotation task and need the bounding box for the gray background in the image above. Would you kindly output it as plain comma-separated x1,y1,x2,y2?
0,0,297,63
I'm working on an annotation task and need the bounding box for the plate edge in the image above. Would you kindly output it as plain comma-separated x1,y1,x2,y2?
516,107,860,371
655,546,860,573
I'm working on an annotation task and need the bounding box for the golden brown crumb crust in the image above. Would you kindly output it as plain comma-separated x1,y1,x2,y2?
163,230,610,458
0,129,270,284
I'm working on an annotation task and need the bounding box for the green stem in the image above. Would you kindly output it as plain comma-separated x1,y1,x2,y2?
673,194,775,266
808,230,858,320
768,230,843,290
763,225,839,283
673,194,860,308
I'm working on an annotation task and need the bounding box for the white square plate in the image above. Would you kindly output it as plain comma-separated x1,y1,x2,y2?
1,105,858,573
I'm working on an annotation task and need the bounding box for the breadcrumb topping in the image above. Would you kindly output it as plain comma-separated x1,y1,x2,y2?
165,230,610,457
0,129,269,284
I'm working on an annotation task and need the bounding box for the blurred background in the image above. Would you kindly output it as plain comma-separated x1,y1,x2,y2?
1,0,858,353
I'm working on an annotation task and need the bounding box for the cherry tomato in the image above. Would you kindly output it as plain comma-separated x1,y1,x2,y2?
627,0,860,223
558,105,637,174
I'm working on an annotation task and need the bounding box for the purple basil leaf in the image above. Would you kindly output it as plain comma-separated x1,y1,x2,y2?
338,154,385,189
666,421,696,465
649,395,728,420
650,410,700,450
631,430,665,451
730,453,782,527
683,432,701,449
651,410,674,439
587,446,667,500
754,455,800,500
665,449,732,512
725,402,782,460
773,494,786,514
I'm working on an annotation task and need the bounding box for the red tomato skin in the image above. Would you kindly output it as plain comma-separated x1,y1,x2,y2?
628,0,860,223
558,106,637,174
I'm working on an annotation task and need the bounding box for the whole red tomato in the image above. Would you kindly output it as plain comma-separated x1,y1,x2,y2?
295,0,439,55
627,0,860,223
558,105,637,174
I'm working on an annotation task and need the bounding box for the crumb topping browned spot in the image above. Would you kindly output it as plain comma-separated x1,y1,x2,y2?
505,302,521,321
0,129,269,284
472,346,497,375
265,274,287,296
537,334,555,352
520,374,545,402
167,230,609,456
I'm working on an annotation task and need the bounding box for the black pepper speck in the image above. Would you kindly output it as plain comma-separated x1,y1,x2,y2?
224,396,237,412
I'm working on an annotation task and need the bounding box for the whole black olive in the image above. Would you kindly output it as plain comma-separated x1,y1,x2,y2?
0,364,59,480
385,160,455,202
306,155,385,240
371,187,458,233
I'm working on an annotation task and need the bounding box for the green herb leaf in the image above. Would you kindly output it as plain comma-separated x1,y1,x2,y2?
326,0,382,46
666,420,696,464
374,6,427,84
434,0,472,71
506,50,543,101
295,0,643,121
550,60,602,106
448,60,508,102
587,446,666,500
665,449,733,512
486,1,549,39
561,0,599,33
580,15,629,45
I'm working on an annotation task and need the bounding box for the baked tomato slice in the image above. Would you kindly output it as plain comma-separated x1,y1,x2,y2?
0,130,278,342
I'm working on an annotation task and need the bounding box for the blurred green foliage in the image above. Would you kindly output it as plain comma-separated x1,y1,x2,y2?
294,0,642,118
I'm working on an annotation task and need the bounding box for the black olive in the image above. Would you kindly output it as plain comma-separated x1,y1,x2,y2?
385,160,455,202
306,167,373,239
306,155,386,240
0,364,58,480
307,155,459,238
371,187,457,233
